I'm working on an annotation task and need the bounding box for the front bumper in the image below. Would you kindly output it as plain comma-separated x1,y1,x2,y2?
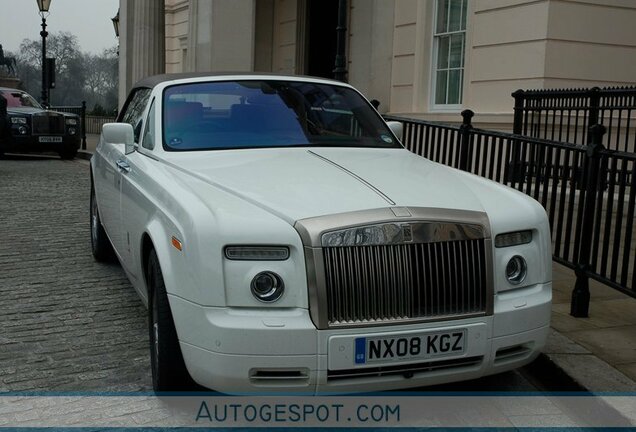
0,134,80,153
170,282,551,394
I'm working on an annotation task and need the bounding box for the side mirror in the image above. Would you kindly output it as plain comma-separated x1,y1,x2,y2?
103,123,135,155
386,121,403,143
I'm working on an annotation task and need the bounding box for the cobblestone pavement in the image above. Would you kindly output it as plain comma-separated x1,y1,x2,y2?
0,155,151,392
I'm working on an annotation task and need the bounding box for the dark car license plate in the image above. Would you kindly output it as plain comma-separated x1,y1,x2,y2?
354,329,466,364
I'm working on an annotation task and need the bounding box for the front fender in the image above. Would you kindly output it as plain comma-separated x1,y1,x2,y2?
143,218,178,306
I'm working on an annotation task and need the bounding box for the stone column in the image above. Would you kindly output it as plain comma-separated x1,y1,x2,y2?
187,0,213,71
118,0,135,109
187,0,256,73
185,0,199,72
131,0,165,84
209,0,255,72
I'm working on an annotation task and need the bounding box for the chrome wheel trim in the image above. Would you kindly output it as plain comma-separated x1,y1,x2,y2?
91,196,98,244
153,321,160,375
151,288,160,379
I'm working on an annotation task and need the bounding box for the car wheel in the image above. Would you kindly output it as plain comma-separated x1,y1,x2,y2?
59,148,77,160
90,184,115,261
147,248,194,392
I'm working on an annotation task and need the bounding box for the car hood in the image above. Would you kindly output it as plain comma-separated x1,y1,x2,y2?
6,107,43,115
167,147,491,223
6,107,78,118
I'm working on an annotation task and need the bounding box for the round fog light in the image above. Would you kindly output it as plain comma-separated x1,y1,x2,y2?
18,126,28,135
68,127,76,135
506,255,527,285
251,271,284,302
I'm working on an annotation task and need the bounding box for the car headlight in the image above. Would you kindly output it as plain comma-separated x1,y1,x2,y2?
18,126,28,135
224,245,289,261
68,127,77,135
66,118,78,126
11,117,27,125
506,255,527,285
495,230,532,248
251,271,285,302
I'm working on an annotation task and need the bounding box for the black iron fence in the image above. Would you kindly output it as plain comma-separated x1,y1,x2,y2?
85,115,116,134
513,86,636,153
385,111,636,316
49,101,87,150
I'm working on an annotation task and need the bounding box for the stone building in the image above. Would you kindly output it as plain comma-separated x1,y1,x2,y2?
118,0,636,127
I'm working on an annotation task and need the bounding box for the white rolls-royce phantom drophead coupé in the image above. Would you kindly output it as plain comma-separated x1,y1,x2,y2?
90,73,551,393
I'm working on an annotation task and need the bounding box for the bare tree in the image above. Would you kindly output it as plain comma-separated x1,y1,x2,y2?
83,47,118,112
10,32,117,113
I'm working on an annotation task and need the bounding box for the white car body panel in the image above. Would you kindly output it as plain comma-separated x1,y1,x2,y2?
91,73,552,394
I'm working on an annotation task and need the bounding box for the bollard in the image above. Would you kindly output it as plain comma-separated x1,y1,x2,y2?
458,109,474,172
81,101,87,150
571,124,606,317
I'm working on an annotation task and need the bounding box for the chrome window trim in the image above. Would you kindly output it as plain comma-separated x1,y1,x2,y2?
294,207,494,330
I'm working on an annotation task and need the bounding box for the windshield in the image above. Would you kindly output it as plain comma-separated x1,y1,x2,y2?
1,90,42,109
162,80,401,151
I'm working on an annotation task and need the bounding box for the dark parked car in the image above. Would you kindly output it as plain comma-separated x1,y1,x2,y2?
0,88,80,159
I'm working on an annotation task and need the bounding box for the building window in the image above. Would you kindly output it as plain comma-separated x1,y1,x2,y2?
433,0,467,107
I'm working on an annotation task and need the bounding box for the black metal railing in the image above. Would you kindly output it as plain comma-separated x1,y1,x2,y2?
85,115,116,134
385,111,635,316
49,101,87,150
512,86,636,153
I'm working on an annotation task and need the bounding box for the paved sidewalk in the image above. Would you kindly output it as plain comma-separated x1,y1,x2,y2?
84,134,99,153
544,263,636,391
75,134,99,160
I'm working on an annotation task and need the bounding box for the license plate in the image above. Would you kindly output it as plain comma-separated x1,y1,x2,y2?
38,136,63,143
354,329,466,364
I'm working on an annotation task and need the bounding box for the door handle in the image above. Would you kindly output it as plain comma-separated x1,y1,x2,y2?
116,159,131,173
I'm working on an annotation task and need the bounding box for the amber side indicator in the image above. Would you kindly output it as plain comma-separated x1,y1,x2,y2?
171,236,183,251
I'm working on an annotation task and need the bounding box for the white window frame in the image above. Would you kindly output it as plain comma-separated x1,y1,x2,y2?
430,0,467,112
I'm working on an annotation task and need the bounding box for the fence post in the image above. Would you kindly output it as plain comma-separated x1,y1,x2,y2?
459,109,474,171
512,89,525,135
507,90,526,184
571,124,606,317
81,101,87,150
586,87,601,129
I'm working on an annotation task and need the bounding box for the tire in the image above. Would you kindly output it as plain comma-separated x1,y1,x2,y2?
59,148,77,160
147,249,194,392
90,184,115,261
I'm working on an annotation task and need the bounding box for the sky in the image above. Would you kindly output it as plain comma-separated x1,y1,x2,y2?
0,0,119,54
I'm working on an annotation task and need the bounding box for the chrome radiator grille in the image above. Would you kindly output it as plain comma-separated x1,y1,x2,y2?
323,239,488,325
32,114,65,135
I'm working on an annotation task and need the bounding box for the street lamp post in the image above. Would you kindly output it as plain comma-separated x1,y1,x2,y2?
333,0,348,82
36,0,52,106
112,10,120,38
112,10,120,55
